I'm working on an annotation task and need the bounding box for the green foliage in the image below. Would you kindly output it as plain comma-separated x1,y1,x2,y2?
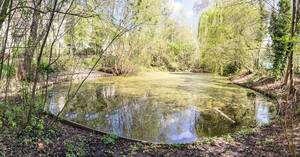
131,142,144,153
104,149,114,157
237,128,255,135
235,136,245,142
55,55,76,71
64,138,87,157
261,120,275,127
222,62,240,76
101,133,118,145
0,95,46,134
247,79,254,86
197,0,269,75
61,0,196,75
225,150,231,155
39,59,57,74
0,102,22,131
76,48,96,56
264,138,274,145
1,62,16,78
83,56,98,68
269,0,292,78
0,112,61,155
256,141,262,145
202,136,218,145
167,143,183,149
0,149,4,157
223,134,233,142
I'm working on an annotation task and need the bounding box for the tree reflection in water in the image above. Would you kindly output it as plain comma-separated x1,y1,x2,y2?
46,72,276,143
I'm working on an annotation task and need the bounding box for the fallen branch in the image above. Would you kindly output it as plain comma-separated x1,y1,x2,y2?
213,107,236,124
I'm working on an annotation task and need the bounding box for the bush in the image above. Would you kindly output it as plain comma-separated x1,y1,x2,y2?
76,48,96,56
101,133,118,145
39,60,57,74
2,62,16,78
83,56,99,68
102,55,116,68
56,56,76,71
222,62,240,76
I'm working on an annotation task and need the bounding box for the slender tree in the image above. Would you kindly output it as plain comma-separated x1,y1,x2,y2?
22,0,42,81
0,0,10,29
0,0,11,79
284,0,300,94
27,0,59,125
268,0,291,78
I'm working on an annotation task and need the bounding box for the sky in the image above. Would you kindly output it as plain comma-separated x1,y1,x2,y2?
169,0,213,29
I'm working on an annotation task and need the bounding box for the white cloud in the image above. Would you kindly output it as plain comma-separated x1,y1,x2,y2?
169,0,184,12
186,10,194,17
168,0,197,29
171,130,194,141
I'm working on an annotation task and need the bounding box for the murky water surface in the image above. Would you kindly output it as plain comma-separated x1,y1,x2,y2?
46,72,275,143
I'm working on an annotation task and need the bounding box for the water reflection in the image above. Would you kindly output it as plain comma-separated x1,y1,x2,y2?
256,104,271,126
157,107,199,143
46,72,275,143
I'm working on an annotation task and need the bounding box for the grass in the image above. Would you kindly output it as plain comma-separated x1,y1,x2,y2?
63,137,87,157
237,128,255,135
223,134,234,142
236,136,245,142
167,143,183,149
101,133,118,145
264,138,274,145
261,120,275,128
104,149,114,157
201,136,218,145
256,141,262,145
0,149,4,157
130,142,146,154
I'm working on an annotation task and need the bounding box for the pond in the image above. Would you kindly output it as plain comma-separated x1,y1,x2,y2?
46,72,276,143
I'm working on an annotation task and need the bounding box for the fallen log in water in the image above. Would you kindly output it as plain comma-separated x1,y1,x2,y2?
213,107,236,124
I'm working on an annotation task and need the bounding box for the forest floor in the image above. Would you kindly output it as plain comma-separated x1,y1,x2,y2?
0,116,297,157
1,72,300,157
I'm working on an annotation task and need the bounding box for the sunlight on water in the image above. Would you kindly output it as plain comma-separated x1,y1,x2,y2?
46,72,275,143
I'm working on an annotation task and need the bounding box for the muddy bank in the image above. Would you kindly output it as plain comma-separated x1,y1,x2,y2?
230,72,300,110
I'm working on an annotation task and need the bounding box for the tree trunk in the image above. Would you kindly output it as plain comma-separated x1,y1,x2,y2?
23,0,42,81
68,16,75,56
111,0,115,17
0,0,10,30
284,62,290,84
285,0,300,95
26,0,58,126
0,0,11,80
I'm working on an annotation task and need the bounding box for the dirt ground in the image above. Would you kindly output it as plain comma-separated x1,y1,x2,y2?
0,118,297,157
